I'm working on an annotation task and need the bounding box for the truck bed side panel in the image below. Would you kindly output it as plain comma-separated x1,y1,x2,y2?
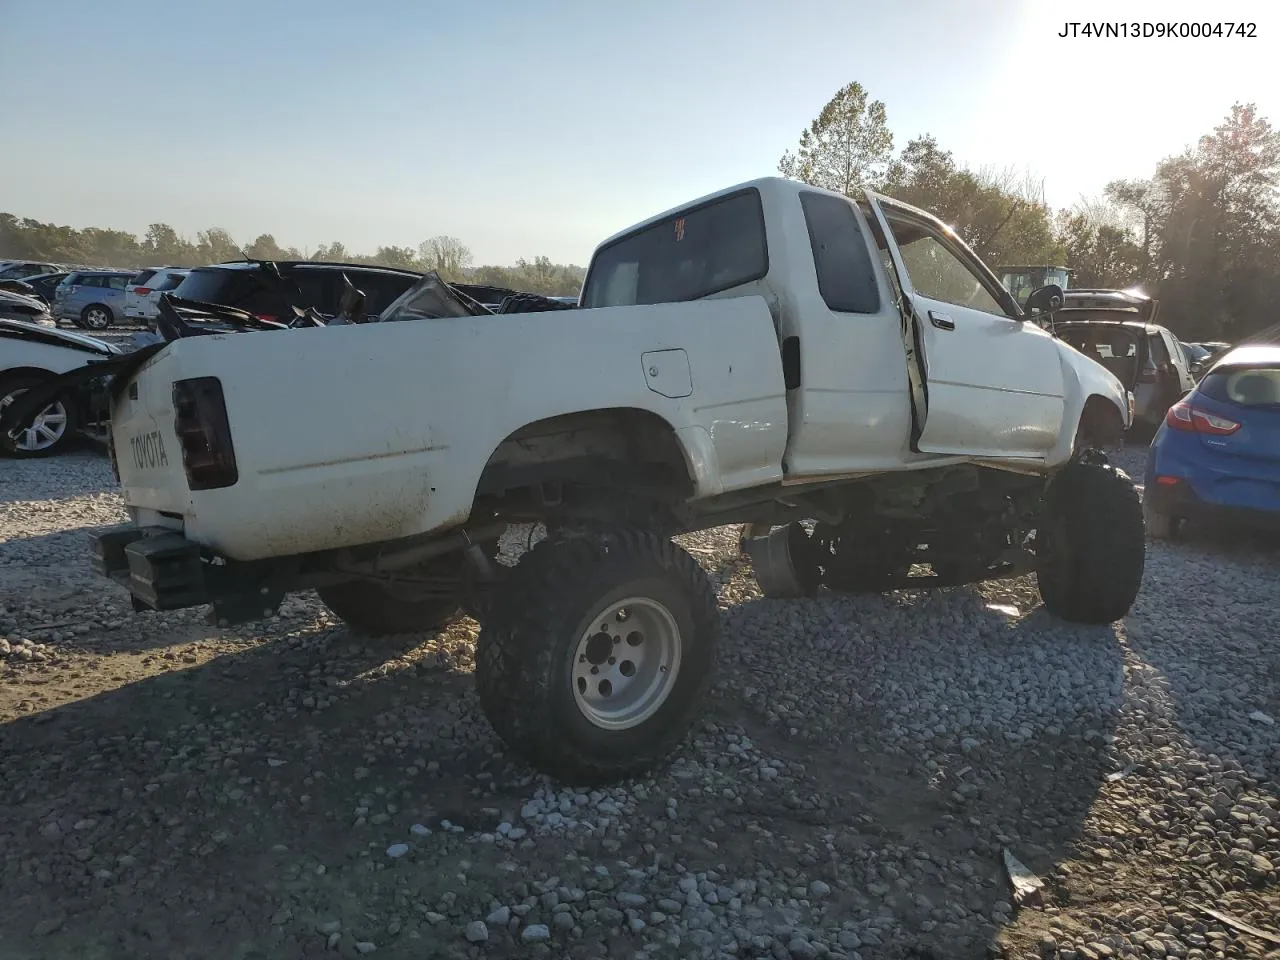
111,297,788,559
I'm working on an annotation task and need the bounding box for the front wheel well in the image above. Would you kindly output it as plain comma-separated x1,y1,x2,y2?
1076,394,1126,451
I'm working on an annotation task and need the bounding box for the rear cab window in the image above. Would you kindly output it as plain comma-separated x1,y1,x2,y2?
582,188,767,308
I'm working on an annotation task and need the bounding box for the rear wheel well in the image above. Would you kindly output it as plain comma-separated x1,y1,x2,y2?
1076,395,1126,450
474,408,695,524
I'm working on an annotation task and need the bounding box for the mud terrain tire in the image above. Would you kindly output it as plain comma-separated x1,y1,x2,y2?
476,528,719,785
1036,460,1145,624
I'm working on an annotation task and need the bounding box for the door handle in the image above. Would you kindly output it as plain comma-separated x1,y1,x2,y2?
929,310,955,331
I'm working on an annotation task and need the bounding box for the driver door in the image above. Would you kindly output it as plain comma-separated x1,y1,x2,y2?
863,191,1066,459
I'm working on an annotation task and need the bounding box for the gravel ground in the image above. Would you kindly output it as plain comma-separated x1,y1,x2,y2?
0,445,1277,960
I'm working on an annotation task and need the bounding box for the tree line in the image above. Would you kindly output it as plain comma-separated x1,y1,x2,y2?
6,84,1279,337
780,82,1280,342
0,219,586,298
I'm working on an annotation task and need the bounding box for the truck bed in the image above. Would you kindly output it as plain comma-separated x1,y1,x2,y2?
111,298,790,560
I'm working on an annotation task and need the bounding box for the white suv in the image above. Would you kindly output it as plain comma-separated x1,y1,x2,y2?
124,267,190,323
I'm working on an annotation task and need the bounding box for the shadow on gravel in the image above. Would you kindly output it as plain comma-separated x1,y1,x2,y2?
1124,535,1280,791
693,586,1127,959
0,448,113,505
0,575,1130,960
0,622,540,960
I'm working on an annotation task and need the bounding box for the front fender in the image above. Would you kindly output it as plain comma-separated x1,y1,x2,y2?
1044,344,1131,467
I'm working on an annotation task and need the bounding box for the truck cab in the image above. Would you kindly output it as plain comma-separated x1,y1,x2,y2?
582,178,1126,475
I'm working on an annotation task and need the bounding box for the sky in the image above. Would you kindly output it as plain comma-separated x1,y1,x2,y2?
2,0,1277,266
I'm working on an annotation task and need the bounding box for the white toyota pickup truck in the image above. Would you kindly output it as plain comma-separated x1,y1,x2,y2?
11,177,1145,785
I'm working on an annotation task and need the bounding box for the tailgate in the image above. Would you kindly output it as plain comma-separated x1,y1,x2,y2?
109,351,192,512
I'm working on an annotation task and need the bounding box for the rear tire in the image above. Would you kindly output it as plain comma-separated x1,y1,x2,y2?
81,304,113,330
1035,460,1145,624
475,528,719,785
0,375,78,459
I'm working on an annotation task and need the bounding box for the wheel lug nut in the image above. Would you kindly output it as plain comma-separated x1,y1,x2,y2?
590,666,599,675
608,657,616,665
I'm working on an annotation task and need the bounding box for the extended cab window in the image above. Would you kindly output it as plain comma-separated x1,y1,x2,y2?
582,189,767,307
885,221,1008,317
799,192,879,314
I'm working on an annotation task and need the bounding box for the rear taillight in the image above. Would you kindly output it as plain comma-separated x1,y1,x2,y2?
172,377,238,490
1165,399,1241,436
253,314,278,323
133,287,152,296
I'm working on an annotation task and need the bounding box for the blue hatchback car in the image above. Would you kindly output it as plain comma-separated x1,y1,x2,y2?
1144,345,1280,537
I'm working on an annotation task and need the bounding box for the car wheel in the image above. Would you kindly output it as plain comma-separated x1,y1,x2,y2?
475,528,719,785
0,375,78,458
1035,460,1146,624
81,304,113,330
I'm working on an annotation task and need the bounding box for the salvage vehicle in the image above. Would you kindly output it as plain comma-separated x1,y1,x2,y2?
1144,345,1280,538
10,272,68,308
0,288,56,326
124,267,190,323
55,269,136,329
0,319,122,457
0,260,61,281
4,177,1145,784
1053,289,1194,431
169,261,428,325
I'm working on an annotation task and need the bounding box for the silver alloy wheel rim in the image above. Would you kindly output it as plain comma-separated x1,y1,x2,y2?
85,308,108,328
0,389,68,452
571,596,682,731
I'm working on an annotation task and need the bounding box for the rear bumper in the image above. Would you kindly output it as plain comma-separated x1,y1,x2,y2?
1145,476,1280,531
90,523,210,611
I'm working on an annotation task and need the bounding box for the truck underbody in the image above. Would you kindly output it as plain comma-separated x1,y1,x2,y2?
93,453,1052,628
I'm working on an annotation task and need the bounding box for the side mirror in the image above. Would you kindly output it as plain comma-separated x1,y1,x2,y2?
1024,284,1064,315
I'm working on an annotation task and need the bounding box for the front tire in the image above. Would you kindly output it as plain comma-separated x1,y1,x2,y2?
476,528,719,785
1035,460,1145,624
81,304,113,330
0,375,78,458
